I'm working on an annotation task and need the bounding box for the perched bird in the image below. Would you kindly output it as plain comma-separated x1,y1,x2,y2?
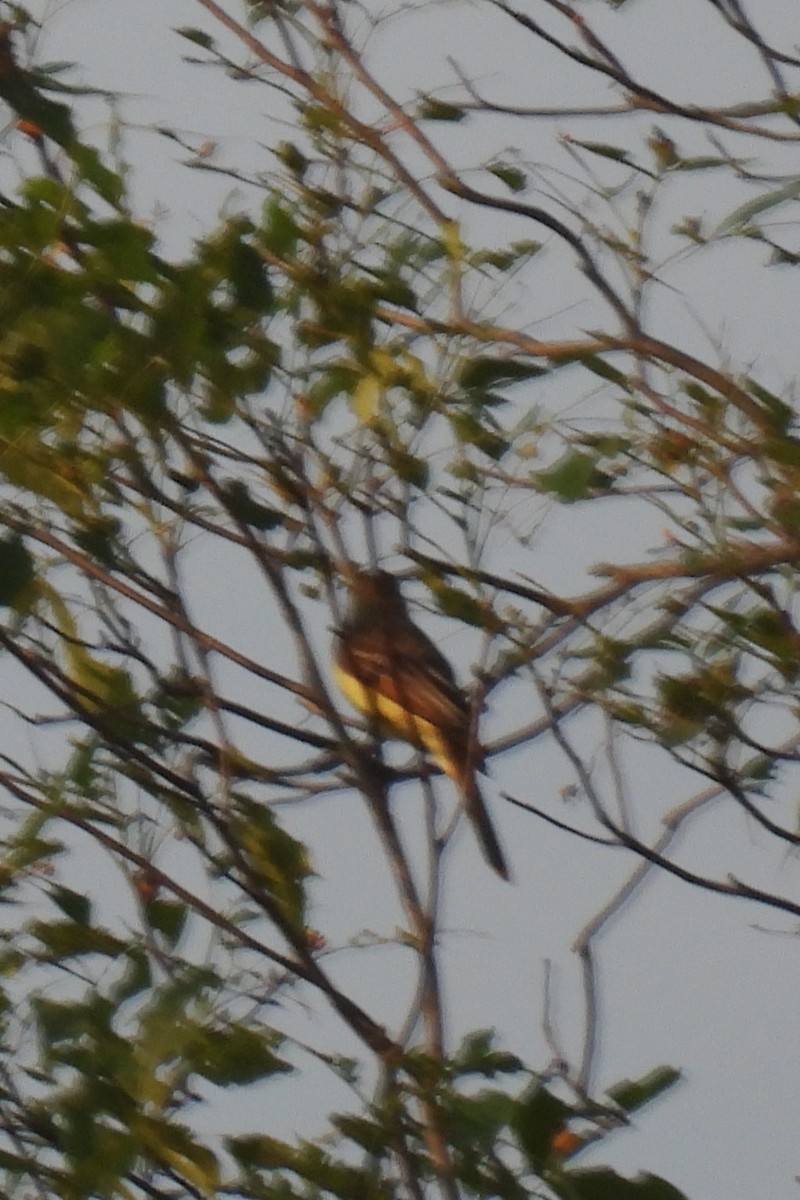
333,569,509,880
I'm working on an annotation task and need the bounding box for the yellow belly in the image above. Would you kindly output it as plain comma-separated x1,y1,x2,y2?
333,662,453,779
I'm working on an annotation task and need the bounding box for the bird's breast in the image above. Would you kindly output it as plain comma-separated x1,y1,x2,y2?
333,660,453,773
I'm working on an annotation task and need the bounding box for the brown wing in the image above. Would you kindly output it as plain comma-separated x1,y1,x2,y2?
338,622,469,732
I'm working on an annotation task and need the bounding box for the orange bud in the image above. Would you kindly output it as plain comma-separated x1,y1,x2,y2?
302,926,326,953
16,118,43,140
551,1127,582,1159
133,866,161,903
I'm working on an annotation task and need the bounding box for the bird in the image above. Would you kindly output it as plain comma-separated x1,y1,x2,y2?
333,569,509,880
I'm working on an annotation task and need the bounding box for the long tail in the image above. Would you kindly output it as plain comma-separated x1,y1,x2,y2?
427,726,511,881
461,770,510,881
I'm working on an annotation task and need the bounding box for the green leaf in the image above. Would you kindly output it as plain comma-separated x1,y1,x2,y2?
450,411,510,459
471,238,542,271
458,355,546,394
232,797,311,928
741,754,775,782
221,480,284,529
746,378,794,432
715,177,800,235
511,1084,571,1170
579,354,632,390
453,1029,525,1077
351,374,383,423
300,103,343,135
553,1168,690,1200
228,1133,299,1171
387,446,429,489
228,1134,373,1198
308,363,360,411
331,1113,387,1155
49,884,91,926
245,0,277,23
80,218,159,283
568,139,632,164
364,267,418,311
432,584,487,630
68,142,124,208
73,516,123,568
229,238,273,310
261,196,301,257
134,1113,220,1194
0,536,35,609
188,1023,291,1087
487,162,527,193
762,435,800,467
57,1111,137,1198
445,1088,517,1149
0,74,74,146
29,918,125,961
174,26,216,50
0,1147,42,1173
715,607,799,677
63,651,143,735
535,450,610,501
144,899,188,946
0,820,63,888
108,948,152,1004
682,381,722,414
273,140,309,178
417,95,466,122
674,156,728,171
606,1065,682,1114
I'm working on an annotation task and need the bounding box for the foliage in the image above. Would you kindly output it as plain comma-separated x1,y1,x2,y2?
0,1,796,1197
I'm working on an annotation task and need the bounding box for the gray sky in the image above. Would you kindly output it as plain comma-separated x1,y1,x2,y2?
15,3,800,1198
